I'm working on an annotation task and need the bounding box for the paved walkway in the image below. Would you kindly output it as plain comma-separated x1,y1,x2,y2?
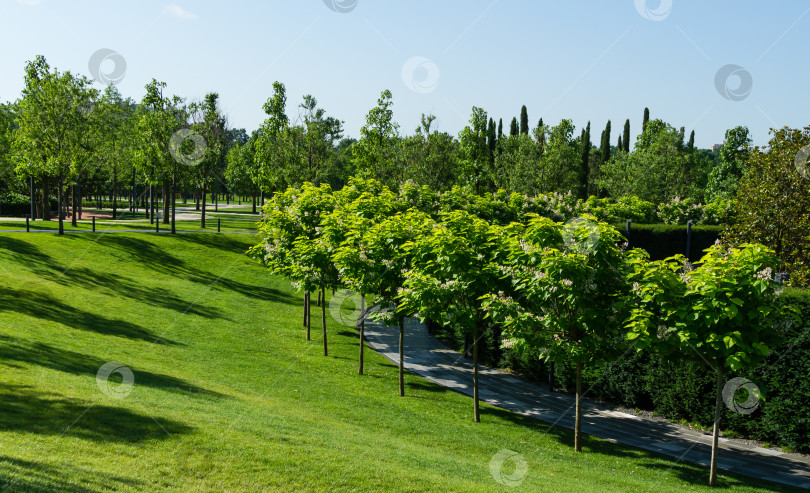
363,315,810,490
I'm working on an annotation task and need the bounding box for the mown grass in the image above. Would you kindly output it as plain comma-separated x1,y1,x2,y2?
0,232,793,492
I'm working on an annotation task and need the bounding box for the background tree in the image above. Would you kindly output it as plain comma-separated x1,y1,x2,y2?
580,122,591,198
537,119,580,193
520,105,529,135
725,126,810,286
623,119,631,153
352,89,401,189
509,117,519,137
401,114,458,191
600,120,611,164
457,107,490,193
705,126,751,202
643,107,650,129
92,85,135,219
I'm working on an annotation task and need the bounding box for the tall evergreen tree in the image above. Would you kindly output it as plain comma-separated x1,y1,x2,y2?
617,135,623,152
498,118,503,140
580,121,591,198
519,105,529,135
623,118,630,152
600,120,611,163
677,126,685,150
536,118,545,154
643,107,650,129
487,117,496,159
509,117,519,137
687,130,695,150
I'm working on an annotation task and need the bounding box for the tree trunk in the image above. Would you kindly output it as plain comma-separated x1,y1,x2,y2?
170,176,176,234
359,294,365,375
40,177,49,221
252,194,256,214
317,290,322,307
71,183,78,227
709,362,726,487
58,174,64,235
399,314,405,397
473,325,480,422
322,288,327,357
195,191,200,211
163,181,170,224
201,183,206,228
306,292,311,341
112,164,117,219
575,359,583,452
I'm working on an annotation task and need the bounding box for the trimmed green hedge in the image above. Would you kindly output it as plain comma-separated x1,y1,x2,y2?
615,223,723,261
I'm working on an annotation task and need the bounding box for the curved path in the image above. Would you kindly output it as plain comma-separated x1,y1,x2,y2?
362,315,810,490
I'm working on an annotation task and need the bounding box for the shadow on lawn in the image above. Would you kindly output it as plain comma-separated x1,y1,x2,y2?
0,455,147,493
0,286,179,346
0,384,194,442
0,336,224,398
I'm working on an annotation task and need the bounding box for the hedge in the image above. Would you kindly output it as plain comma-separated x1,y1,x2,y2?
616,223,723,261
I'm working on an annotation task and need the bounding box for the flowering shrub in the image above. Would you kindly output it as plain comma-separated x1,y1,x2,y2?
701,198,736,225
656,197,703,225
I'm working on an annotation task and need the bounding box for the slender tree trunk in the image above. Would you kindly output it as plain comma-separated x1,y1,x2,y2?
575,359,583,452
71,183,78,227
359,294,365,375
171,176,176,234
112,164,117,219
195,191,200,211
306,292,311,341
58,174,64,235
163,181,170,224
322,287,327,356
399,314,405,397
201,183,207,228
252,194,256,214
41,177,49,221
473,325,480,422
317,290,322,307
709,362,726,487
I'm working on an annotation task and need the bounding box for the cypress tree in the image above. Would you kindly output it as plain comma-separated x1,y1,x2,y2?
687,130,695,150
677,126,685,150
487,117,496,158
536,118,545,154
600,120,611,163
623,119,630,152
617,135,623,152
510,117,519,136
520,105,529,135
498,118,503,140
580,122,591,198
643,107,650,129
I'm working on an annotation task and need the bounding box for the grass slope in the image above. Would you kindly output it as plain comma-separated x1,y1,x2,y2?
0,232,792,492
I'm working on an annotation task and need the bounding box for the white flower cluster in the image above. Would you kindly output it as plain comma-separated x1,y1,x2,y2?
755,267,773,282
562,279,573,287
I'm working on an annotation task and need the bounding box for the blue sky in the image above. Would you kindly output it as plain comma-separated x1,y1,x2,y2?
1,0,808,149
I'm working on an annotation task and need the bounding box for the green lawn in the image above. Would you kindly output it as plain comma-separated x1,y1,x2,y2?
0,232,792,492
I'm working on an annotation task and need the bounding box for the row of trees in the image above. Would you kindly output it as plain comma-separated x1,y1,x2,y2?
250,177,792,487
0,59,753,222
2,56,236,233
